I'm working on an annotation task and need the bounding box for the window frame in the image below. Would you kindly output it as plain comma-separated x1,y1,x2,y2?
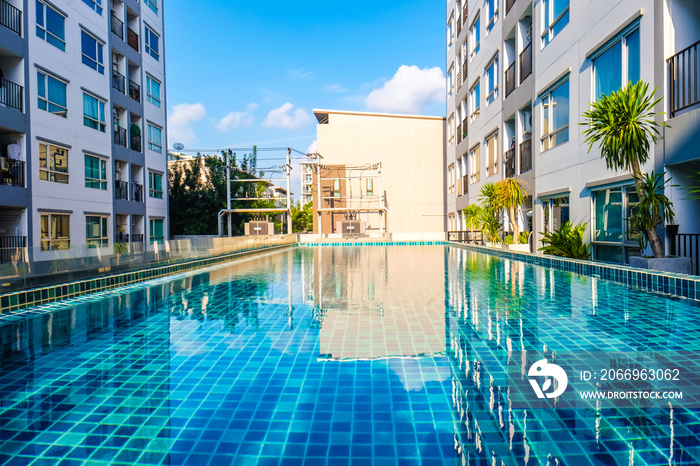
39,142,69,184
469,144,481,184
40,213,70,251
144,26,160,61
469,13,481,58
81,0,102,15
469,79,481,121
84,154,107,190
542,0,570,47
591,21,640,101
146,75,161,107
147,123,163,153
540,76,570,152
487,0,499,32
149,171,163,199
37,70,68,118
486,132,499,177
86,215,109,249
149,218,164,244
448,164,455,194
145,0,157,14
485,53,499,104
36,0,66,51
591,184,641,263
81,29,105,74
83,92,106,132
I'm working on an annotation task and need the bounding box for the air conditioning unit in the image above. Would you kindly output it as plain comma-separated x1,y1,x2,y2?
245,221,274,236
336,220,366,236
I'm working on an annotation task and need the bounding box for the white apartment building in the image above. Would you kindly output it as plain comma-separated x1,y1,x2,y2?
299,160,315,206
0,0,168,269
446,0,700,265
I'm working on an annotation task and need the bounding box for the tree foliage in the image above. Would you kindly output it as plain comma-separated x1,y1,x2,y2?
539,221,591,260
291,202,313,233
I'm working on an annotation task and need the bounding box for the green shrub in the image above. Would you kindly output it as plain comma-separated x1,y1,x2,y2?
518,231,529,244
538,221,591,260
504,235,514,245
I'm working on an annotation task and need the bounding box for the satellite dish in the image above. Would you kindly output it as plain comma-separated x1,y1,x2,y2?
173,142,185,151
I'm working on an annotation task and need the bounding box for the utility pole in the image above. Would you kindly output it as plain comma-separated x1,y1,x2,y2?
226,150,232,237
286,148,292,235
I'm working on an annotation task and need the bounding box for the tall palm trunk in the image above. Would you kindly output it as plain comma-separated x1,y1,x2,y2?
508,205,519,241
631,159,664,258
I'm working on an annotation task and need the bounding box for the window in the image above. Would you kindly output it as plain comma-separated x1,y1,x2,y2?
448,114,455,145
592,24,640,101
83,93,106,132
366,178,373,196
145,0,157,14
448,164,455,194
149,171,163,199
486,133,498,177
469,14,480,57
150,218,164,244
448,65,454,96
447,15,454,48
542,0,569,46
592,186,640,263
85,154,107,190
145,26,160,61
487,0,499,32
37,70,67,117
541,77,569,151
86,216,108,248
40,213,70,251
333,179,340,197
39,142,68,183
486,54,499,104
469,80,481,120
81,30,105,74
469,145,481,184
146,76,161,107
82,0,102,14
36,0,66,51
147,123,162,152
542,195,569,234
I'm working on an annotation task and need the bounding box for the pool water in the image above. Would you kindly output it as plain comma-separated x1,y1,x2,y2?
0,245,698,465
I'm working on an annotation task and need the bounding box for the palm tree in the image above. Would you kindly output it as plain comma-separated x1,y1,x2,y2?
479,183,503,244
496,178,526,241
462,204,483,243
582,80,668,258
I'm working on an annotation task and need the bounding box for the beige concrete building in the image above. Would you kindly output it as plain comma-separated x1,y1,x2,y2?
311,110,446,240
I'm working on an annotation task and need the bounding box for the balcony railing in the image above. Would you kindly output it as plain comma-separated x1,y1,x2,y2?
462,175,468,196
505,62,515,97
112,70,125,94
448,230,482,244
132,233,144,243
130,134,141,152
110,12,123,40
0,235,25,264
0,158,24,187
0,77,23,112
457,123,462,144
114,126,127,147
456,15,462,38
519,137,532,173
115,232,129,243
131,182,144,202
0,0,21,36
129,80,140,102
506,0,515,15
115,180,128,200
127,27,139,51
462,3,468,26
669,39,700,117
519,42,532,83
505,148,515,178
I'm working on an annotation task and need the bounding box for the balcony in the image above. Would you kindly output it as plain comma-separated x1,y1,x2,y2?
457,123,462,144
127,27,139,52
115,180,128,200
505,148,515,178
519,137,532,173
0,77,22,112
505,62,515,97
112,70,126,94
114,126,127,147
519,42,532,83
132,233,144,243
669,39,700,117
115,232,129,243
0,158,24,187
0,235,25,264
506,0,515,15
129,80,140,102
0,0,21,36
131,182,144,202
462,175,468,196
110,12,123,40
462,2,468,26
130,134,141,152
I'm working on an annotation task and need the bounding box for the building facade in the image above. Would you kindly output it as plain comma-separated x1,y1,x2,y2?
299,160,314,206
312,109,446,239
0,0,168,268
445,0,700,264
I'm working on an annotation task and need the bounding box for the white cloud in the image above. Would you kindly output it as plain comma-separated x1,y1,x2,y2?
306,140,318,155
262,103,311,131
365,65,446,115
167,103,206,147
216,111,254,132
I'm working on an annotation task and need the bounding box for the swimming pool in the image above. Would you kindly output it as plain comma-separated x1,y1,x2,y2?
0,245,698,465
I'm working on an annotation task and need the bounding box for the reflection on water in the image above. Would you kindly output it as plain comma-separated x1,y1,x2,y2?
0,246,698,464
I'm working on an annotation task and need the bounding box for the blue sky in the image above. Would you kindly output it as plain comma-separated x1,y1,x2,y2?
164,0,445,198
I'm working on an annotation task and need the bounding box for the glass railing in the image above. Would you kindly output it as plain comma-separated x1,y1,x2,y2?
127,27,139,51
110,12,123,40
129,80,140,102
519,42,532,83
505,62,515,97
112,70,125,94
114,126,127,147
519,137,532,173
